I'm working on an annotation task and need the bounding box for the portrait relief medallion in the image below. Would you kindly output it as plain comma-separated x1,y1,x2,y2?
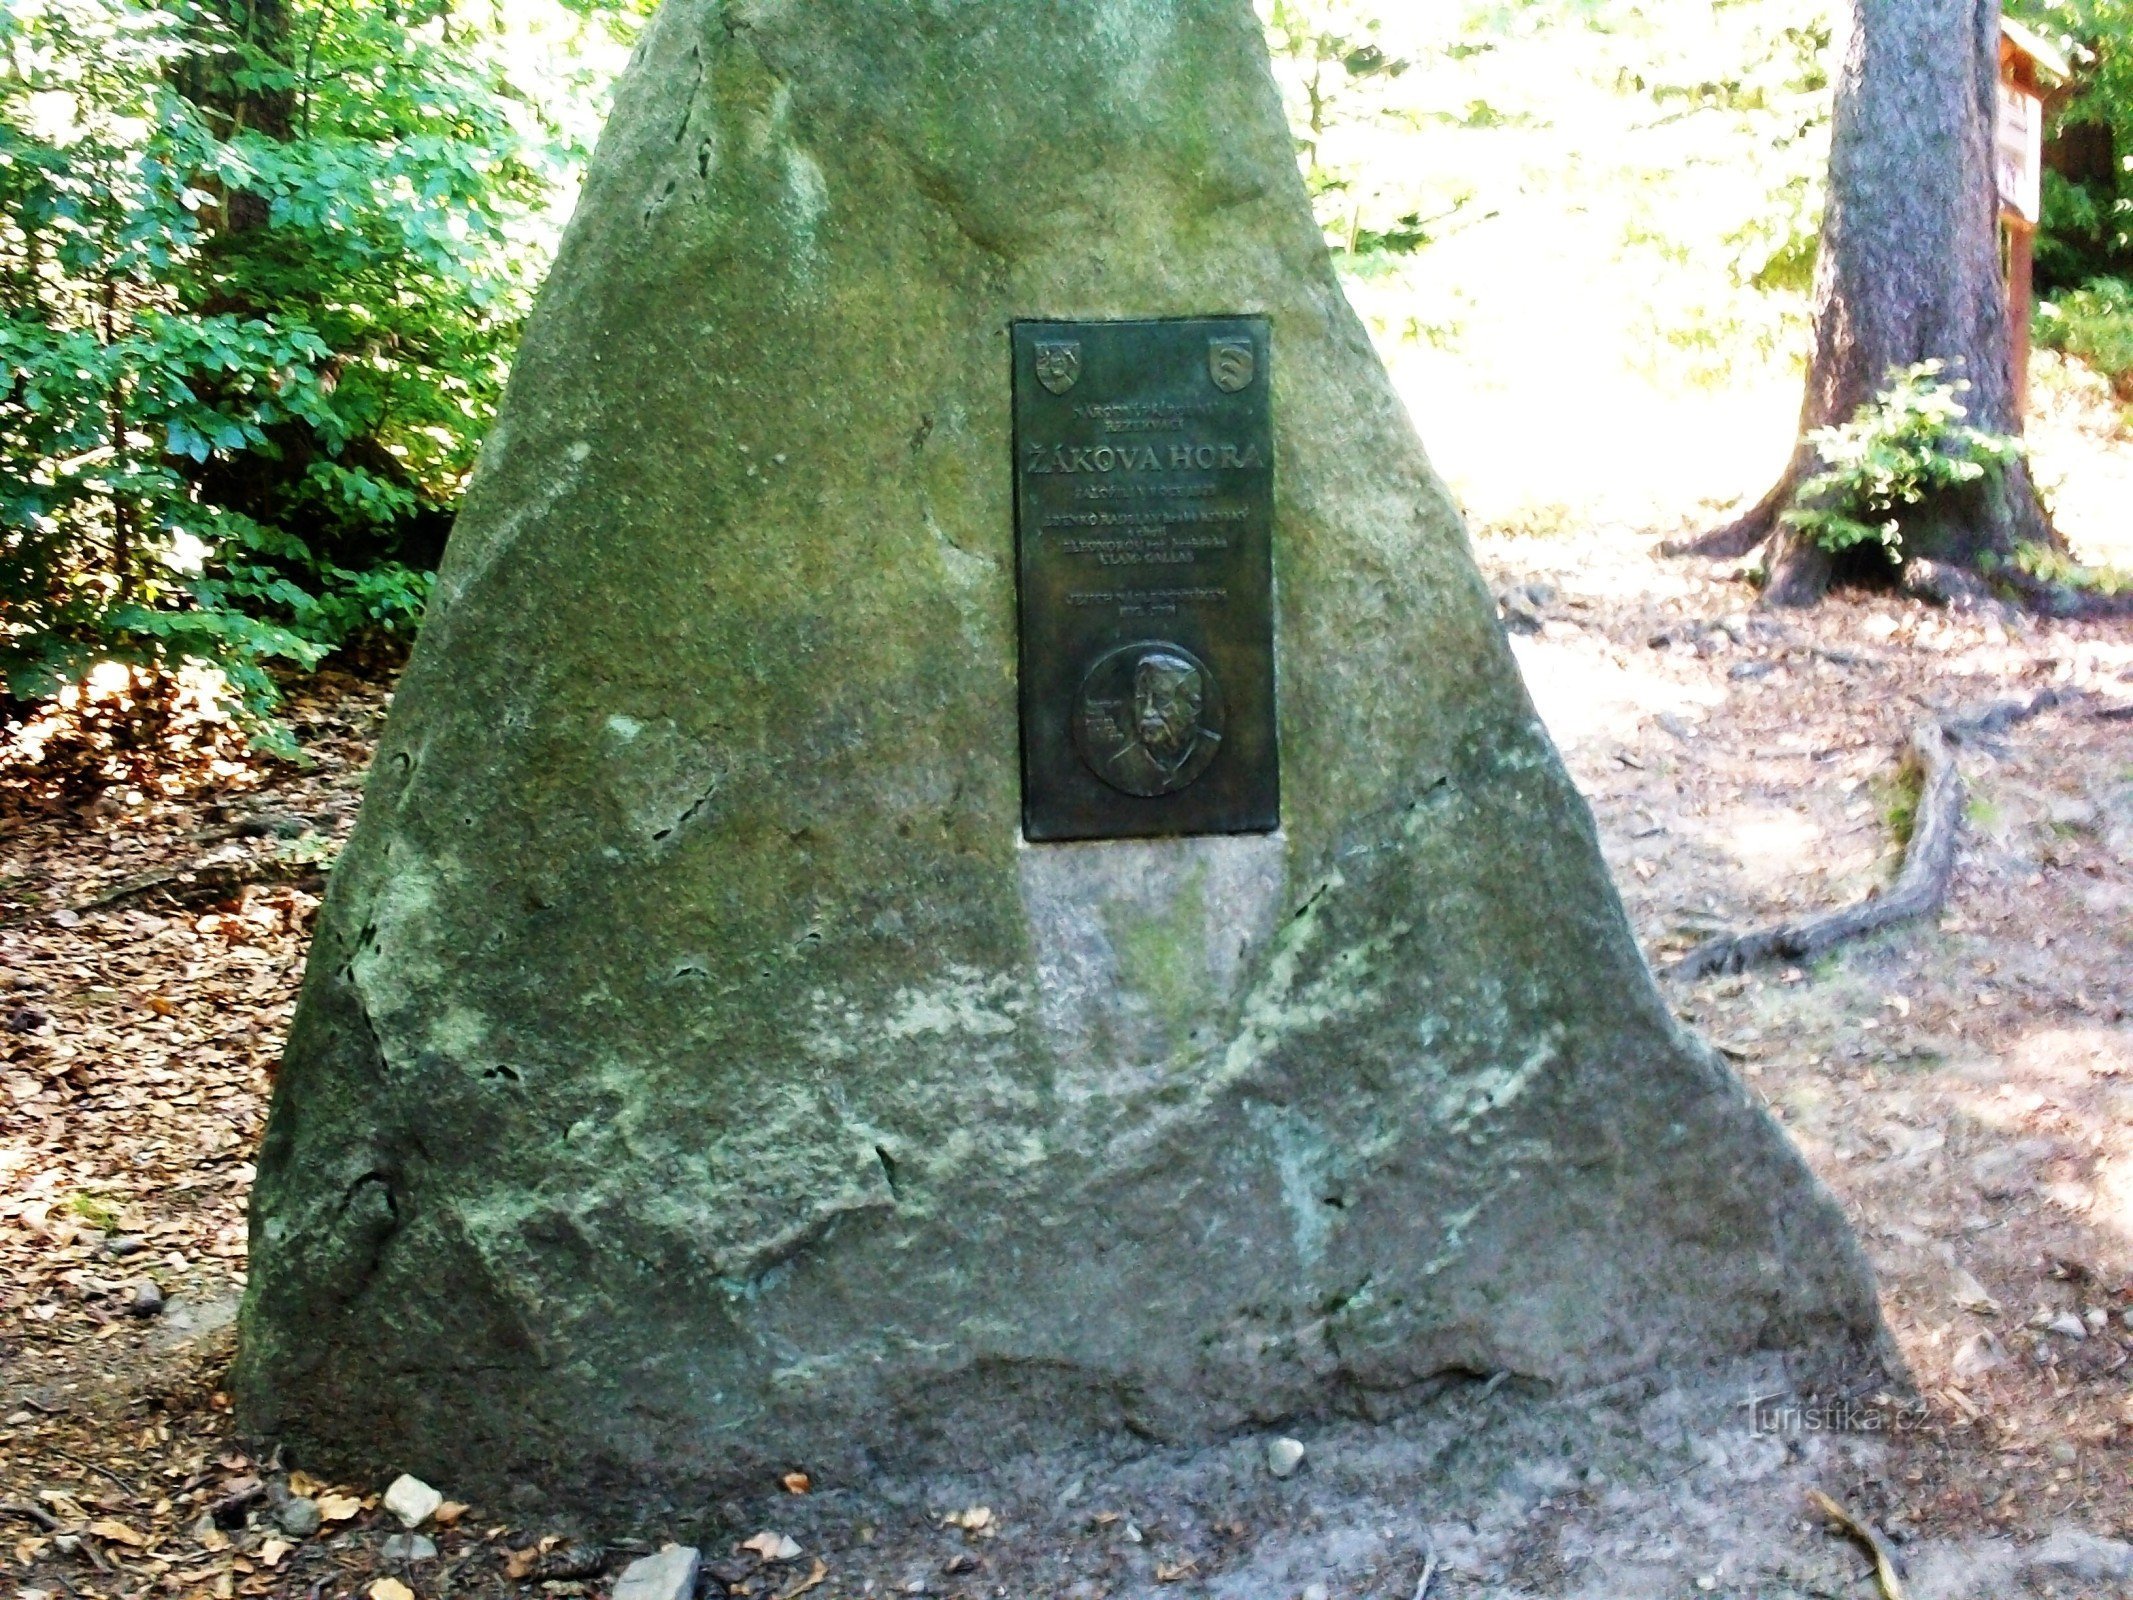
1073,642,1225,798
1034,340,1083,395
1207,337,1256,393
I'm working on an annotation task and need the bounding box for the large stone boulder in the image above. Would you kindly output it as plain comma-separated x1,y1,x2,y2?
234,0,1884,1514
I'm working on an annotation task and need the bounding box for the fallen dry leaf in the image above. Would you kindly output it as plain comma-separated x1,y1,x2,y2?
432,1501,469,1527
286,1471,325,1499
780,1471,811,1495
317,1493,363,1523
942,1506,995,1536
502,1547,541,1580
259,1539,291,1568
85,1519,148,1547
37,1491,89,1524
776,1557,829,1600
370,1579,416,1600
741,1531,803,1563
1156,1560,1198,1583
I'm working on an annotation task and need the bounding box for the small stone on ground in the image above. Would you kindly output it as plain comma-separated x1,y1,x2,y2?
611,1544,700,1600
277,1498,322,1538
381,1475,442,1530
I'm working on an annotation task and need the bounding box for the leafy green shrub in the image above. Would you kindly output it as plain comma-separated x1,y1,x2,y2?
2015,1,2133,287
0,0,554,748
1780,361,2023,557
2036,278,2133,397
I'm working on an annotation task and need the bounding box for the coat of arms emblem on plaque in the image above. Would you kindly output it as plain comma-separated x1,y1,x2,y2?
1034,340,1082,395
1208,337,1256,392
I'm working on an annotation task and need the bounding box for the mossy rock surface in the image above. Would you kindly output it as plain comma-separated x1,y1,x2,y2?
235,0,1883,1518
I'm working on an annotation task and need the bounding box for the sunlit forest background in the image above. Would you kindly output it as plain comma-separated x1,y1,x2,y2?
5,0,2132,742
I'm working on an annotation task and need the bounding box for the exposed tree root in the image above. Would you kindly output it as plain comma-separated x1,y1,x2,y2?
1760,526,1836,607
1666,692,2065,980
1663,462,2104,620
1659,476,1791,561
1664,525,2133,619
0,852,329,926
1993,563,2133,620
1668,722,1960,978
1809,1489,1910,1600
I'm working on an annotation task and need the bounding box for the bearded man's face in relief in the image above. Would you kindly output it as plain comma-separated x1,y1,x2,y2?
1133,654,1203,759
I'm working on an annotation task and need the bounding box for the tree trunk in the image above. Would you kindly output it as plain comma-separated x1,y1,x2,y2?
178,0,295,235
1706,0,2055,605
173,0,317,531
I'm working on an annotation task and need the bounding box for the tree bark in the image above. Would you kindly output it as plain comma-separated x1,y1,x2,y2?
102,278,135,602
178,0,295,235
1699,0,2055,604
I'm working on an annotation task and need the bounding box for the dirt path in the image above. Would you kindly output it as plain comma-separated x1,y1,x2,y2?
3,537,2130,1600
1489,527,2133,1554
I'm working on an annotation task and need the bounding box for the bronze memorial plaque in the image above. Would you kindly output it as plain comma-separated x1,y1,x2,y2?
1013,316,1278,842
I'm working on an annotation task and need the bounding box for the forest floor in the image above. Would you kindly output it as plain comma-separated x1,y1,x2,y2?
3,529,2132,1599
